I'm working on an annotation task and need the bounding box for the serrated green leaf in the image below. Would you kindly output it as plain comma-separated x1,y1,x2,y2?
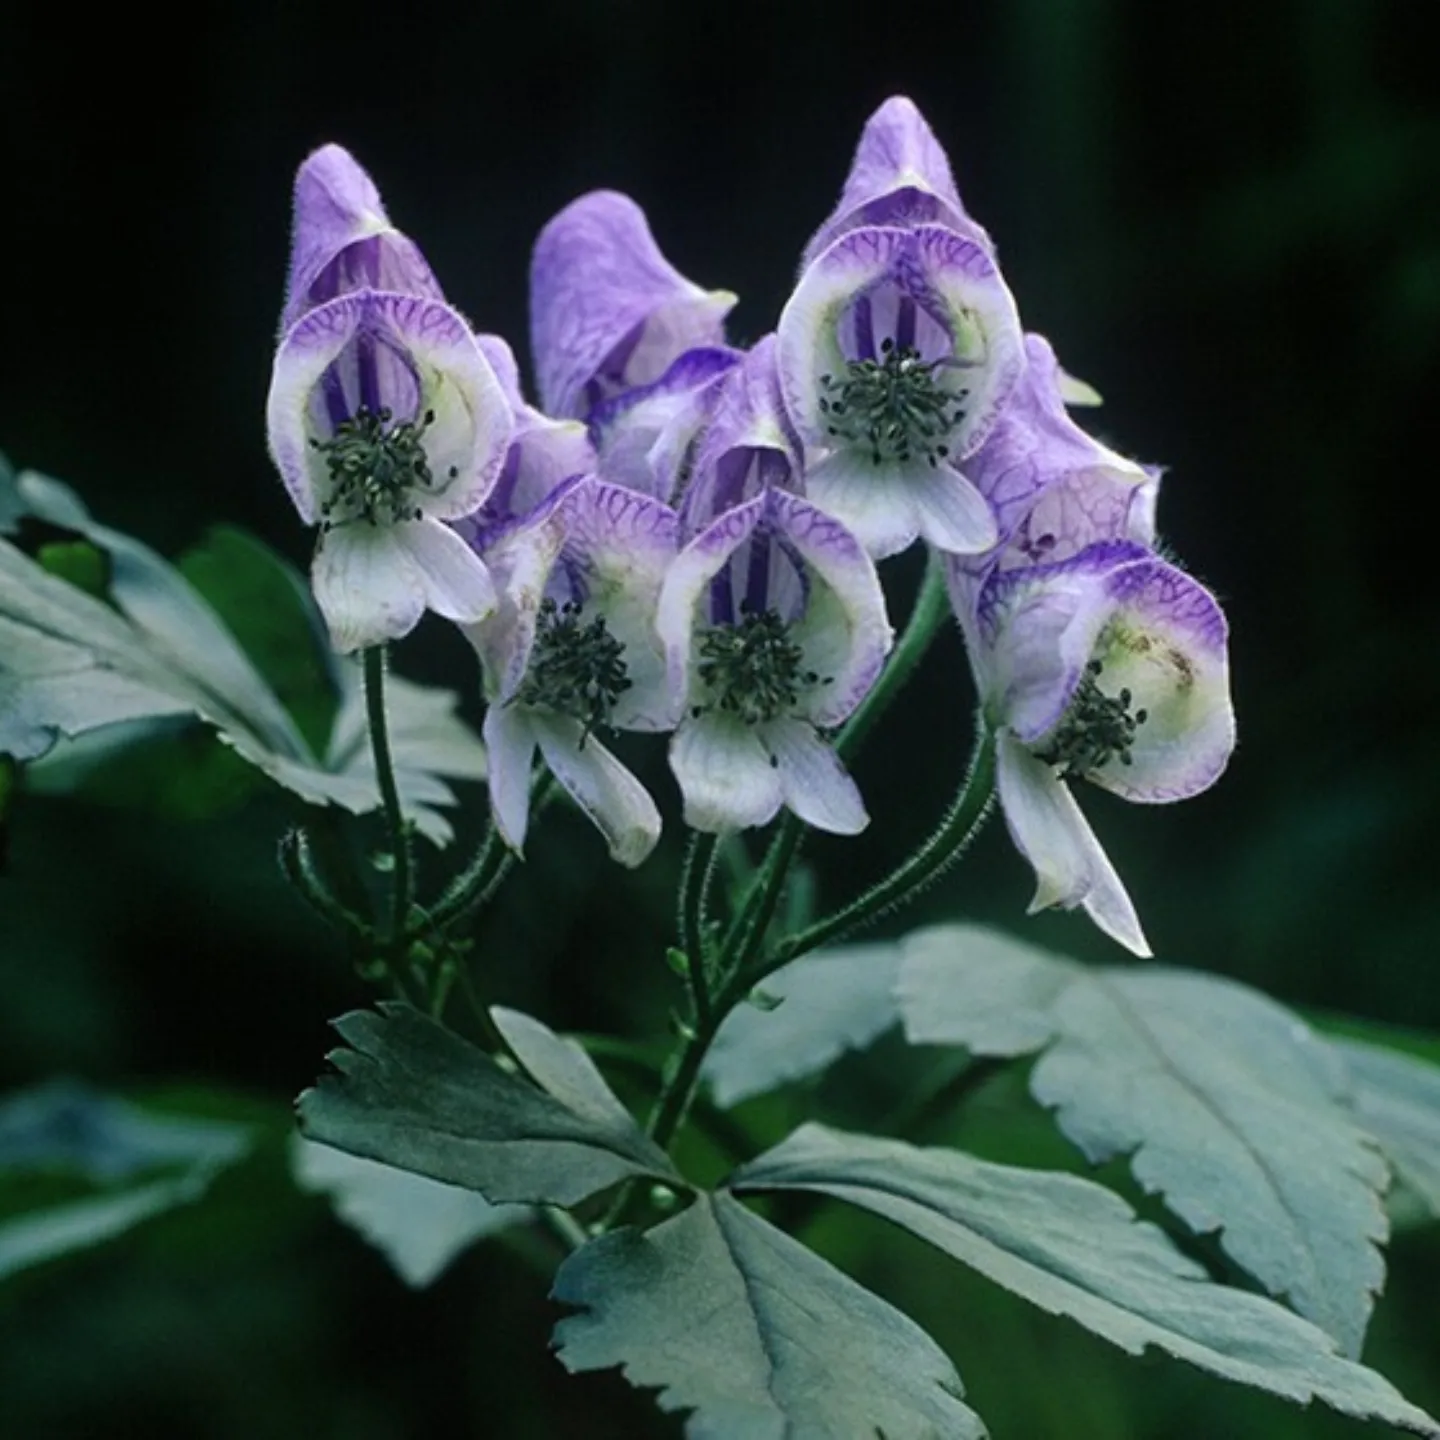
0,472,484,842
731,1124,1439,1438
291,1137,530,1287
896,924,1387,1356
551,1190,985,1440
1332,1037,1440,1221
297,1004,682,1208
490,1007,639,1129
701,942,903,1108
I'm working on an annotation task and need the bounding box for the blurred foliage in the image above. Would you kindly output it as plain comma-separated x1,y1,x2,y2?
3,0,1439,1436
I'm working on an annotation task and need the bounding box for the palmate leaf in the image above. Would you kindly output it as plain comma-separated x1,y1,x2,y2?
731,1124,1440,1438
291,1138,531,1287
297,1004,682,1208
895,924,1389,1357
0,471,486,843
551,1190,985,1440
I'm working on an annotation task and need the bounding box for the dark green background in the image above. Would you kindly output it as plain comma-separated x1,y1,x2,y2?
3,2,1438,1435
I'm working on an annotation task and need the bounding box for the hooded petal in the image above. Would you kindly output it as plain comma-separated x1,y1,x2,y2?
391,517,497,625
588,346,740,503
267,292,511,526
801,96,993,269
761,716,869,834
996,732,1150,957
530,191,737,419
531,713,661,866
282,145,443,332
311,524,425,653
669,711,784,833
483,702,539,854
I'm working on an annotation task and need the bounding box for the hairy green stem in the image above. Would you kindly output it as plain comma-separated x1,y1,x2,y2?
677,832,718,1025
363,647,412,943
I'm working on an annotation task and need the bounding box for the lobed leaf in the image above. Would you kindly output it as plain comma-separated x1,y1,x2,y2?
896,924,1389,1356
297,1004,681,1208
732,1124,1439,1437
551,1190,985,1440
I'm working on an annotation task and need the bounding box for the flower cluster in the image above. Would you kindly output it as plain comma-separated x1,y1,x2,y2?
266,98,1234,951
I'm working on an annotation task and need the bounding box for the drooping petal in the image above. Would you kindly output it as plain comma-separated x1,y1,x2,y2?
767,490,892,725
801,96,992,269
669,711,783,833
906,463,999,554
995,733,1150,957
391,517,496,625
530,713,661,867
281,145,444,332
761,716,868,834
801,450,927,559
311,524,425,653
530,191,737,419
588,346,740,503
483,702,539,854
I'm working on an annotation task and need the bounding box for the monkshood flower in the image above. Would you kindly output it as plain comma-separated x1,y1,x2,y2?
800,95,995,271
657,486,893,835
587,346,740,503
268,147,511,652
964,540,1234,956
463,477,677,867
530,190,737,420
777,223,1025,559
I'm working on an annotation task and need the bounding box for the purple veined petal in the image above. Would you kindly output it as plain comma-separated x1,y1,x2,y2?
802,450,927,559
282,145,443,332
310,524,426,654
906,463,998,554
995,732,1151,957
969,540,1153,744
760,716,869,834
1082,556,1234,804
588,346,740,504
530,191,737,419
483,703,539,854
473,332,527,414
681,336,805,532
391,517,497,625
801,96,994,269
530,712,661,867
669,711,784,833
462,479,577,703
552,480,680,730
767,490,893,726
268,291,512,528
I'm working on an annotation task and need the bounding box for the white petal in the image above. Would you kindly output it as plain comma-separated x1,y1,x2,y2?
804,450,923,560
995,733,1150,957
762,717,868,835
669,712,783,833
531,713,661,867
311,525,424,653
908,464,999,555
483,703,538,854
391,518,497,625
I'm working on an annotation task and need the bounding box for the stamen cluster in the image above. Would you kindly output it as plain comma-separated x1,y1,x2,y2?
697,606,817,726
516,598,632,738
1036,658,1149,780
312,406,457,528
819,339,966,467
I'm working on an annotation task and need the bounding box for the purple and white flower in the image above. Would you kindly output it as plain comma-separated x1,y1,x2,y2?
964,540,1235,955
267,146,511,653
657,486,893,835
529,191,737,421
777,223,1025,559
463,478,678,867
800,95,995,271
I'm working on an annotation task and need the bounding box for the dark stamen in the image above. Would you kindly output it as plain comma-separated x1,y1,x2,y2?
311,405,445,529
1035,658,1148,779
514,599,631,742
819,338,965,467
696,605,818,726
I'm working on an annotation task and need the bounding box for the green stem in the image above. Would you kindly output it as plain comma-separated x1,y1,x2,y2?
427,820,506,931
677,832,717,1025
363,647,412,944
764,725,996,974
